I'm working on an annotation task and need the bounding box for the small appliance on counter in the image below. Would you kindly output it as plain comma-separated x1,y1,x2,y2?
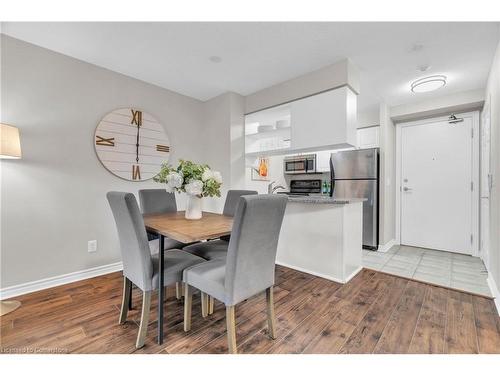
330,148,379,250
283,154,316,174
278,179,322,196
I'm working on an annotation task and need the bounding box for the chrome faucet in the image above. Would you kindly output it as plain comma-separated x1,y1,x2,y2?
268,181,286,194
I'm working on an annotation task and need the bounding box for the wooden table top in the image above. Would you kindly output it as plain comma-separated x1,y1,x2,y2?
143,211,233,243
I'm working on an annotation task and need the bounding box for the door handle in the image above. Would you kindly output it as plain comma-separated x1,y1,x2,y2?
403,187,412,192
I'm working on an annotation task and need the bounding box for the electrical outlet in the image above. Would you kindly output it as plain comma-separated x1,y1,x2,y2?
88,240,97,253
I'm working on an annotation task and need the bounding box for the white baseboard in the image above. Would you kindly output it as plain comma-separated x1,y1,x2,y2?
378,239,397,253
0,262,123,300
486,275,500,316
276,261,362,284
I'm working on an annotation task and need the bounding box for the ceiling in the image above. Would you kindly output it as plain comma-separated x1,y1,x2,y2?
2,22,499,112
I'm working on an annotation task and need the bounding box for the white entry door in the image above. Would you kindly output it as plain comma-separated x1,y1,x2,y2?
400,115,475,254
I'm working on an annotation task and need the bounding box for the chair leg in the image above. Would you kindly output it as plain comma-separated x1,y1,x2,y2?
175,282,182,300
135,291,152,349
201,292,208,318
266,286,277,339
226,305,237,354
184,284,193,332
209,296,214,315
119,277,132,324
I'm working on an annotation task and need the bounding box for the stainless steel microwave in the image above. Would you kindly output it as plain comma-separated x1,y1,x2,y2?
283,154,317,174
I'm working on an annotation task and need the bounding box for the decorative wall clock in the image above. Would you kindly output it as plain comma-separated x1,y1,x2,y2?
94,108,171,181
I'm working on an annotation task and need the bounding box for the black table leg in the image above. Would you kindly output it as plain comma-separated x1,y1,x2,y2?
158,234,164,345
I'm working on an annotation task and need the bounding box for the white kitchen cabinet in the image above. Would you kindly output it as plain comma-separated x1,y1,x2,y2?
290,86,357,152
245,86,357,157
356,126,379,149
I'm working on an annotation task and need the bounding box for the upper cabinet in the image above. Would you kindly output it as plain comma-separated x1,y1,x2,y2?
245,86,357,157
290,87,357,151
356,126,379,149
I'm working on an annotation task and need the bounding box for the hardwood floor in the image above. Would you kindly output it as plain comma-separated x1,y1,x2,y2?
1,267,500,354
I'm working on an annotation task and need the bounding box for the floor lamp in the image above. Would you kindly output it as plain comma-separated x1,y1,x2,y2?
0,123,22,316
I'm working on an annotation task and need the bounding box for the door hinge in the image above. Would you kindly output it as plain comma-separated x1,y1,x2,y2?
471,234,473,244
471,128,474,138
471,181,473,191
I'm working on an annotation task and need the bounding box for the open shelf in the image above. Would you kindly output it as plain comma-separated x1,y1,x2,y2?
245,148,292,158
245,127,291,141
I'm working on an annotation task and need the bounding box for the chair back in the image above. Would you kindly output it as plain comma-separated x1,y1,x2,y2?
224,194,287,305
107,192,153,291
223,190,258,217
139,189,177,215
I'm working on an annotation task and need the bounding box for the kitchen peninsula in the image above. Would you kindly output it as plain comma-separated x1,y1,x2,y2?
276,196,365,283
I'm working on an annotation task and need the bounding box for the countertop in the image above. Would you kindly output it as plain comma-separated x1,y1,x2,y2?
285,195,366,204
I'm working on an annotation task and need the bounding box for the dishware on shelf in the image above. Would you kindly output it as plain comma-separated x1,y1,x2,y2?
275,119,290,129
257,124,275,133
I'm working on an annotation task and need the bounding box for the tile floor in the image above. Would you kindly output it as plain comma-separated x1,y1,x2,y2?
362,245,492,297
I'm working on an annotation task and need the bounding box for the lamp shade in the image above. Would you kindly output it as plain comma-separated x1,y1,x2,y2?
0,123,22,159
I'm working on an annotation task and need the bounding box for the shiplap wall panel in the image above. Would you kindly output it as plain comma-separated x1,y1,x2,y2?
94,108,171,181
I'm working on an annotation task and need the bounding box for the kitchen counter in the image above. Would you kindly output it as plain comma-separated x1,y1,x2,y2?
286,195,366,204
276,197,363,283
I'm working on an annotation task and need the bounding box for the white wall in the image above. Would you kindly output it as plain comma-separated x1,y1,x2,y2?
357,108,380,128
378,103,396,246
391,88,485,123
229,93,246,190
245,155,286,194
201,93,232,213
484,35,500,298
245,59,360,114
0,35,205,288
201,92,245,213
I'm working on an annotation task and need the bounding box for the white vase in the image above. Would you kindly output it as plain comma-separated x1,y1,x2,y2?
185,195,202,220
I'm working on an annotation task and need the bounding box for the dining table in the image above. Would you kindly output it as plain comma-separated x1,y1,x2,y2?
143,211,233,345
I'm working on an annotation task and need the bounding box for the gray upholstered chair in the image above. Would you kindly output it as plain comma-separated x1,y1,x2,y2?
139,188,192,299
182,194,287,354
107,192,205,349
222,189,259,217
182,189,258,314
219,189,258,242
139,189,182,245
182,190,258,262
139,188,177,215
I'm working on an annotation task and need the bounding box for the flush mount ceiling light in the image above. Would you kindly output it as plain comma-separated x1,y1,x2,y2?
411,75,447,93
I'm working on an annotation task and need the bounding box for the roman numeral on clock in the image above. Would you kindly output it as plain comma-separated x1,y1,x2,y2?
132,165,141,180
156,144,170,152
95,135,115,146
131,109,142,126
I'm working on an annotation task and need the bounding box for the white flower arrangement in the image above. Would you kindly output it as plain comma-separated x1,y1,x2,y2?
166,171,183,188
154,160,222,198
201,168,222,183
185,180,204,196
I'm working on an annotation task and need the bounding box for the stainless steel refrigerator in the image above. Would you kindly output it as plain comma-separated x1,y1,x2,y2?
330,148,379,250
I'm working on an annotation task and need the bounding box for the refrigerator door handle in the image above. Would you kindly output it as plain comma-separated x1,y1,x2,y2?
329,155,335,197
